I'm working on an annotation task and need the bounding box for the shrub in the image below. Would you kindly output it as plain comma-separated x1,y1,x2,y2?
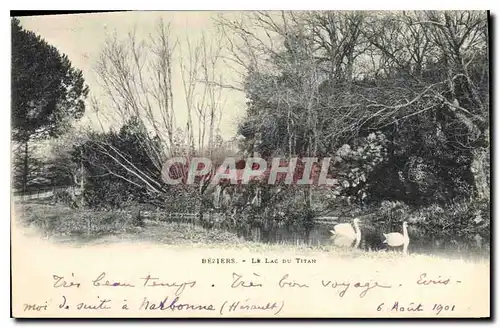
53,189,75,206
415,199,490,244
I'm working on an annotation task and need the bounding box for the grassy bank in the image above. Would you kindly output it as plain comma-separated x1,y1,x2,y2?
14,200,241,244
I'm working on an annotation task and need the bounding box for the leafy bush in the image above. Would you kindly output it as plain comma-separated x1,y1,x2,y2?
361,198,490,253
73,117,164,210
130,210,146,227
415,199,490,244
53,189,75,206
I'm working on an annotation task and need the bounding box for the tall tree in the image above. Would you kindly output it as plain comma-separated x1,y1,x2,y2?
11,18,89,192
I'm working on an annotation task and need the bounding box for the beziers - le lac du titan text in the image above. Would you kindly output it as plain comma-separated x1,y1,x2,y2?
201,257,317,264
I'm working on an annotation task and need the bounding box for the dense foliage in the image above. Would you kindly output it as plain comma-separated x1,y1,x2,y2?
72,117,165,209
233,11,489,208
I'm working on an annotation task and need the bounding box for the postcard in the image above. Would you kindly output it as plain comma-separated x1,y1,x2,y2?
10,10,490,318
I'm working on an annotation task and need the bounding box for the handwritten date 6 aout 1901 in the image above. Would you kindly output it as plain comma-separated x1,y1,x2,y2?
377,301,456,315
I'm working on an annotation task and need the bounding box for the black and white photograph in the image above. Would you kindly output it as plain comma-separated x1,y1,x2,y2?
10,10,491,318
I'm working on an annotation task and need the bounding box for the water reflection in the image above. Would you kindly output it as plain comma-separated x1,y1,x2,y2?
185,215,489,259
330,235,358,248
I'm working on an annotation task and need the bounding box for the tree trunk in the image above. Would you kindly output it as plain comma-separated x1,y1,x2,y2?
78,152,86,207
447,99,489,201
304,187,312,210
471,147,489,200
22,141,29,193
208,108,214,157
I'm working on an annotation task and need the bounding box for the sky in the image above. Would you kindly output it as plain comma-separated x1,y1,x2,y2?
17,11,249,141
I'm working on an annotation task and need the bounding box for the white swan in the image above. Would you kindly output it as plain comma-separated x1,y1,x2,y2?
330,218,361,238
330,218,362,248
383,221,410,255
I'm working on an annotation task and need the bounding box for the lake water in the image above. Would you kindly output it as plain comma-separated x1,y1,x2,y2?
196,218,490,260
